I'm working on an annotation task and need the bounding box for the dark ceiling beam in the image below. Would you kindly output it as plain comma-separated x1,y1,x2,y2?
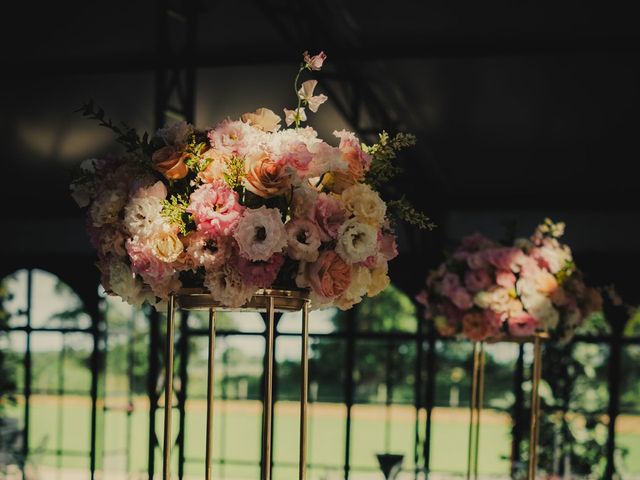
8,35,640,76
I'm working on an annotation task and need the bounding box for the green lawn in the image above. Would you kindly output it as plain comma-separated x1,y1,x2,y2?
6,396,640,479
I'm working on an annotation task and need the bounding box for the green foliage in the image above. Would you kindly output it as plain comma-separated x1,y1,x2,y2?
224,155,246,190
0,282,16,416
161,193,193,235
76,100,150,156
364,131,415,188
387,197,436,230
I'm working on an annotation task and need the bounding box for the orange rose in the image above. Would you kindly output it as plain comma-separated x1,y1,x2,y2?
152,145,189,180
307,250,352,300
244,151,291,198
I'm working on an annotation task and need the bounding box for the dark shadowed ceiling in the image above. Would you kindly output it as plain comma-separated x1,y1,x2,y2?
2,0,639,299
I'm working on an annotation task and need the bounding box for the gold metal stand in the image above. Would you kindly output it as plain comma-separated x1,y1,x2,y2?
163,288,311,480
466,332,548,480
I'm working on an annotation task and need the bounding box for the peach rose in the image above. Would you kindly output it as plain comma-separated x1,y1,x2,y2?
307,250,352,300
243,151,291,198
152,145,189,180
198,148,229,183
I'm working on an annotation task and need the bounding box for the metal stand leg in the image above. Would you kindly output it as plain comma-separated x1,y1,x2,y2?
299,300,310,480
528,333,543,480
262,296,276,480
467,342,485,480
205,308,216,480
163,295,176,480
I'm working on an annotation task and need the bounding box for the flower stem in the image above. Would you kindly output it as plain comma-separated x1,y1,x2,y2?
293,64,305,129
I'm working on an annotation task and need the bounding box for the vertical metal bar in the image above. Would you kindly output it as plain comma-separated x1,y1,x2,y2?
205,308,216,480
343,308,356,480
262,295,276,480
148,307,161,479
511,344,525,476
126,309,136,475
299,300,310,480
424,330,436,478
163,295,176,480
23,269,33,470
474,344,486,479
385,338,393,453
605,307,623,479
528,334,542,480
177,311,189,480
57,338,66,472
414,311,424,478
467,342,480,480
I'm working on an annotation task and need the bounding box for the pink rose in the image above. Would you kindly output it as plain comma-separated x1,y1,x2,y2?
449,287,473,310
235,253,285,288
508,313,539,337
464,270,492,292
467,252,489,270
307,250,352,300
187,181,245,237
496,270,517,290
463,312,494,342
313,193,347,242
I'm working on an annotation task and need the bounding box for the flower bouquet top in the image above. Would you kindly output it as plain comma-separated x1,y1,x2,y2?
71,51,431,309
416,219,602,343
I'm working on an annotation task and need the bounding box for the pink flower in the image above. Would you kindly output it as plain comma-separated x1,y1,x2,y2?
460,232,494,252
126,239,174,287
306,250,352,300
207,119,264,156
284,107,307,127
485,247,525,272
495,270,517,290
508,313,539,337
415,290,428,306
331,130,372,190
464,270,492,292
286,218,322,262
187,181,245,237
235,253,285,288
184,232,232,270
233,206,287,261
462,312,493,342
449,287,473,310
313,193,348,241
303,50,327,71
467,252,489,270
379,231,399,261
441,273,461,297
298,80,328,113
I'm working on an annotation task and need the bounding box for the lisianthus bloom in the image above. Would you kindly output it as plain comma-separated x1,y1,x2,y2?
290,183,319,219
123,191,166,238
234,206,287,261
305,250,352,300
98,225,127,258
379,231,399,261
235,253,285,288
151,145,189,180
284,107,307,127
187,181,244,237
198,149,229,183
341,183,386,226
208,119,265,156
464,269,492,292
485,247,525,272
303,50,326,70
449,287,473,310
286,218,322,262
441,272,461,298
243,151,292,198
126,239,174,285
530,237,572,274
298,80,328,113
508,313,539,337
184,232,231,270
108,261,154,307
155,121,191,145
335,265,371,310
313,193,347,241
90,189,127,227
336,218,378,264
204,263,254,308
241,107,281,132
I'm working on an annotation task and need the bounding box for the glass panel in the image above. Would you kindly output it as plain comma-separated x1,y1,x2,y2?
356,285,417,333
278,307,341,334
310,338,345,404
2,269,28,328
569,342,610,413
31,269,90,330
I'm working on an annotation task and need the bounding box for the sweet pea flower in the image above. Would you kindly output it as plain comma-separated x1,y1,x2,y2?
284,107,307,127
241,107,281,132
298,80,328,113
303,50,327,71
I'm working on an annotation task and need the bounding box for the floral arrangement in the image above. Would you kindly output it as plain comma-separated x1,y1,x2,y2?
71,51,431,309
416,219,602,343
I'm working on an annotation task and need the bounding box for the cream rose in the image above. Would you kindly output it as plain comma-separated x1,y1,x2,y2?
336,265,371,310
341,183,386,226
151,231,184,263
368,263,390,297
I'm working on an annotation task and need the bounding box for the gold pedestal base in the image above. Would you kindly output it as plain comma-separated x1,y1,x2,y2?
162,289,311,480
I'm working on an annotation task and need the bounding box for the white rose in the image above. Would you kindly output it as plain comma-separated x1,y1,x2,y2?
335,218,378,264
151,231,184,263
341,183,386,226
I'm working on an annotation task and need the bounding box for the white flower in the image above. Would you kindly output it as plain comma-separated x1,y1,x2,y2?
109,261,153,307
284,107,307,127
341,183,387,226
123,195,166,238
336,265,371,310
241,107,281,132
297,80,328,113
335,218,378,263
90,189,127,227
234,206,287,261
286,218,321,262
204,264,255,308
307,142,347,177
151,231,184,263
